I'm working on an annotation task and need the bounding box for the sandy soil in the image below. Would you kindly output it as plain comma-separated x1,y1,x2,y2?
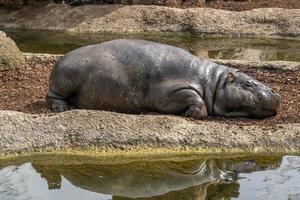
0,54,299,127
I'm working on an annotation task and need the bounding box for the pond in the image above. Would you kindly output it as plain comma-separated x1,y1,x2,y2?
0,154,299,199
4,29,300,62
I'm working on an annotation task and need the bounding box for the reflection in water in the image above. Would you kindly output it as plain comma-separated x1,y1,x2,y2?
0,155,299,200
4,29,300,62
0,164,112,200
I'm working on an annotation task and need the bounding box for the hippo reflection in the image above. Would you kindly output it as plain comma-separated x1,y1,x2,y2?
0,155,284,200
32,159,230,198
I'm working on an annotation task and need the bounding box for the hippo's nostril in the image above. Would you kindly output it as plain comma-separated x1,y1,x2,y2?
270,90,275,94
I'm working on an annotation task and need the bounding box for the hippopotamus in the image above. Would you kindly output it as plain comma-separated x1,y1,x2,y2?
47,39,281,119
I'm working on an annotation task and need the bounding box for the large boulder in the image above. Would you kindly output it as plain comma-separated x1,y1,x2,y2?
0,31,25,70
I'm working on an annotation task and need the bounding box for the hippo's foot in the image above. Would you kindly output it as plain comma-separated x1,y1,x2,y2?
185,105,208,119
50,99,70,112
47,98,70,112
47,90,71,112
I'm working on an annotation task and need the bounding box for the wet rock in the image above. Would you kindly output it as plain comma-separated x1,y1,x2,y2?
0,31,25,70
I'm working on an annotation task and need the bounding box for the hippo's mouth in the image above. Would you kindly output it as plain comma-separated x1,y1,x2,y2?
251,108,278,118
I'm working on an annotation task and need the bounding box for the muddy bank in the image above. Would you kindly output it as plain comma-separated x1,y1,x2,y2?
0,53,299,155
1,4,300,37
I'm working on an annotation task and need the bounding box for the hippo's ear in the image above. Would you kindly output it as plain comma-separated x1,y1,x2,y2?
226,72,236,83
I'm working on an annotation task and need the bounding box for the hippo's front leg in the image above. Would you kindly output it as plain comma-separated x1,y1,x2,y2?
174,89,208,119
148,88,208,119
184,100,208,119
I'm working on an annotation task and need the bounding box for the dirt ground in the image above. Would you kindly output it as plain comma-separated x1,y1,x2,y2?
0,56,299,126
205,0,300,11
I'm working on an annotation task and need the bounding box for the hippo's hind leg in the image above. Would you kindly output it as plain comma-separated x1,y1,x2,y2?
46,90,70,112
47,64,80,112
148,88,208,119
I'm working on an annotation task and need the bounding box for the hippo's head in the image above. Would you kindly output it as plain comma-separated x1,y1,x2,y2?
213,71,281,118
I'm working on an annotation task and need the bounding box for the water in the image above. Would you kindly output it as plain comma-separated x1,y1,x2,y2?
0,154,299,200
4,29,300,62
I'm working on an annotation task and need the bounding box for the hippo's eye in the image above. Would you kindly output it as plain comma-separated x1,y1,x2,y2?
245,80,256,87
227,72,235,83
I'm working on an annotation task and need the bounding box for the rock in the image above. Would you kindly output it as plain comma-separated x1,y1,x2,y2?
0,31,25,70
0,109,299,154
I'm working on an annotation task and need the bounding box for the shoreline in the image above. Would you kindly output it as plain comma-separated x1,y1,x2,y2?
1,4,300,37
0,109,299,155
0,150,290,164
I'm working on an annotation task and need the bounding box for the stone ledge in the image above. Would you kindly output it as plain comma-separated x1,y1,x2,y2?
0,110,299,155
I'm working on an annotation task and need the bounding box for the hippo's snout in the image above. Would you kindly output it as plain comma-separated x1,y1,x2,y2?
255,89,282,117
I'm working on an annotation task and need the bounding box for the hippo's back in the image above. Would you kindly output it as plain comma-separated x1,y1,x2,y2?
49,39,202,112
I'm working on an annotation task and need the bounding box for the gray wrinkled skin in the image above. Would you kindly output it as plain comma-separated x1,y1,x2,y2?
47,39,281,119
